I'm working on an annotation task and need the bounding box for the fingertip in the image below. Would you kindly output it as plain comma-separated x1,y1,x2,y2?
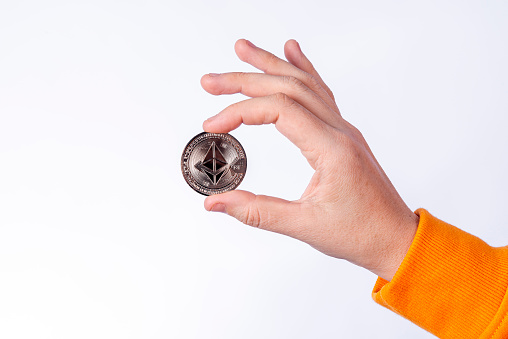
285,39,300,51
202,119,211,132
202,120,237,135
202,113,226,133
234,38,252,61
202,113,217,132
204,191,248,213
204,196,216,211
204,105,243,134
284,39,303,65
200,74,222,95
207,190,254,208
234,39,246,53
200,74,208,89
236,38,256,48
235,38,246,49
201,73,221,82
210,203,226,213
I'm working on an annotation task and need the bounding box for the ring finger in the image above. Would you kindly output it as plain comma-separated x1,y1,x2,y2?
234,39,340,116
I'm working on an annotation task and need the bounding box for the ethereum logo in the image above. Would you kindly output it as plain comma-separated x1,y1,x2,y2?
195,141,229,185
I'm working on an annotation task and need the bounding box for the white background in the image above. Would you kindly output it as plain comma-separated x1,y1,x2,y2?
1,0,507,338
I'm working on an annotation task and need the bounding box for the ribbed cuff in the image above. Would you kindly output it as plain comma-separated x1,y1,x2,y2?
372,209,508,338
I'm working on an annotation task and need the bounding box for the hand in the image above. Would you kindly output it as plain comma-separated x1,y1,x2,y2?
201,39,419,281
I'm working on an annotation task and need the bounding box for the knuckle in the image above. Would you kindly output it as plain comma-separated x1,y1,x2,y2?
303,73,336,101
333,129,357,151
234,72,248,81
344,123,367,145
282,75,305,91
330,129,369,170
243,205,262,228
304,73,320,89
328,89,336,101
350,125,364,141
273,92,295,108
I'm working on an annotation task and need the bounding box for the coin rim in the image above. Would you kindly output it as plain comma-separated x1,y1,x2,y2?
181,132,247,196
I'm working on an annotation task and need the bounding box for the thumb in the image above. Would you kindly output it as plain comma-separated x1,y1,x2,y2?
204,190,303,236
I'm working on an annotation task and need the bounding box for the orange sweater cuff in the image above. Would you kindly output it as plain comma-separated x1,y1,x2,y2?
372,209,508,338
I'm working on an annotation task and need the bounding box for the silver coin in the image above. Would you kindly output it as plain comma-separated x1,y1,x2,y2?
181,132,247,196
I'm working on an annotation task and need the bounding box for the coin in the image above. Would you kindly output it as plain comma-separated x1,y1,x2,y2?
181,132,247,196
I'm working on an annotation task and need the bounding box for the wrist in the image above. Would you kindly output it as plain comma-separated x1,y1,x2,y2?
370,211,419,281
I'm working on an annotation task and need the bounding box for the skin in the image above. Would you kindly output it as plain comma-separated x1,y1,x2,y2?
201,39,419,281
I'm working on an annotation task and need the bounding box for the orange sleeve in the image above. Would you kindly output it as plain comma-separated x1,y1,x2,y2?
372,209,508,338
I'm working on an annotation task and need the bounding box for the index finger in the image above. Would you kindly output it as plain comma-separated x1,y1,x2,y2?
203,93,330,169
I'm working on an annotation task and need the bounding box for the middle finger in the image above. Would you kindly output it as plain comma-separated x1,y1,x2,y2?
201,72,342,128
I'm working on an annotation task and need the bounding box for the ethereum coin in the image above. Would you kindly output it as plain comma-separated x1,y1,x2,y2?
181,132,247,196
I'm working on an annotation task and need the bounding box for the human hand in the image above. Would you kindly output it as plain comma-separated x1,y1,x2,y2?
201,39,419,281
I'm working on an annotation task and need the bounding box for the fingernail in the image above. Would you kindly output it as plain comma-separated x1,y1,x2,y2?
210,203,226,213
246,40,256,48
208,73,221,77
205,114,218,123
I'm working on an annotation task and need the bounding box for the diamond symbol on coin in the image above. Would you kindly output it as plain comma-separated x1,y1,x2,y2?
195,141,229,185
182,132,247,196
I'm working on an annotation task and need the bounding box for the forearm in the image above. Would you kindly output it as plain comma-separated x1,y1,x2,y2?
372,209,508,338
